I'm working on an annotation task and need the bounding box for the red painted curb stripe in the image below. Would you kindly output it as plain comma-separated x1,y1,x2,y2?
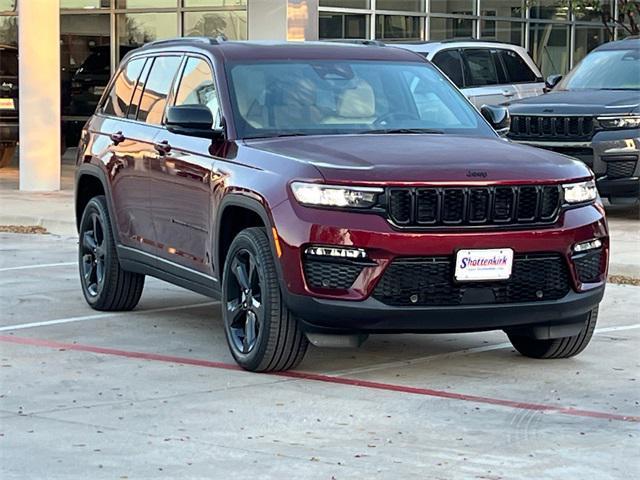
1,334,638,423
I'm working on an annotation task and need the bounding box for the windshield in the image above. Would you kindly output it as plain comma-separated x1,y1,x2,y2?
227,60,495,139
558,48,640,91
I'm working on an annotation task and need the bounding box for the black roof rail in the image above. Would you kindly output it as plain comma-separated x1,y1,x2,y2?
321,39,386,47
141,36,219,49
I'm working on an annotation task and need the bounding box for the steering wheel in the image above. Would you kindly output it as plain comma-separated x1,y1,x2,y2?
373,111,420,127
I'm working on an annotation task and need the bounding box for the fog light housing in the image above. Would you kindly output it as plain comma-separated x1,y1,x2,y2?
305,246,367,260
573,238,602,253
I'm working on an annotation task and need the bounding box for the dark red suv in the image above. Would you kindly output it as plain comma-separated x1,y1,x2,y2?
75,38,608,372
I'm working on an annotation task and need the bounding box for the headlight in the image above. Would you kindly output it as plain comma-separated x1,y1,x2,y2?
596,115,640,130
291,182,382,208
563,180,597,204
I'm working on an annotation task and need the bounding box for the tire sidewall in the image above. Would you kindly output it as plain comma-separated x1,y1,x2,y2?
222,229,277,370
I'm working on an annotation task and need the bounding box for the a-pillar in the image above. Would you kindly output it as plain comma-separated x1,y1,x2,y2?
19,0,60,191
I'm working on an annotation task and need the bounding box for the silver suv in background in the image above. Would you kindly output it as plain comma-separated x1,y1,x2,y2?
394,40,544,108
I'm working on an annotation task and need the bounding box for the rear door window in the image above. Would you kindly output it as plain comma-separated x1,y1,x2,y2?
102,58,146,118
127,58,152,120
137,56,182,125
431,49,465,88
499,49,539,83
174,57,220,126
462,49,506,87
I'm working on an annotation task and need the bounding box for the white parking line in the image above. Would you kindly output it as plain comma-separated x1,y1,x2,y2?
0,301,218,332
328,323,640,377
0,262,76,272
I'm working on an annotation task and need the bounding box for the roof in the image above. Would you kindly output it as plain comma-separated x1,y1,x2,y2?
136,38,426,63
593,38,640,51
394,40,528,54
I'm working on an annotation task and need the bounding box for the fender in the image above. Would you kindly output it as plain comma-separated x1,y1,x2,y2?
75,163,120,241
215,193,287,292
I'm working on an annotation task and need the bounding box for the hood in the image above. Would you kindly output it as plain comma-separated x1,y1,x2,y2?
509,89,639,116
245,134,591,184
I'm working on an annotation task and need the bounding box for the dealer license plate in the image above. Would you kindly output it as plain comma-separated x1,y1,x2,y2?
455,248,514,282
0,98,15,110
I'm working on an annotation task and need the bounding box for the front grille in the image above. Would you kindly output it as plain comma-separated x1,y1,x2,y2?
510,115,595,141
573,249,604,283
605,157,638,179
386,185,561,228
372,253,570,307
304,260,363,290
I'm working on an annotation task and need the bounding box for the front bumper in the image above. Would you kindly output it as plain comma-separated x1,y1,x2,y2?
271,199,608,333
514,129,640,200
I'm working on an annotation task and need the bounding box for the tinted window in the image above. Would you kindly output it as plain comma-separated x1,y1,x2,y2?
499,49,538,83
127,58,151,120
174,57,220,125
137,55,182,125
432,49,464,88
102,58,146,118
462,49,503,87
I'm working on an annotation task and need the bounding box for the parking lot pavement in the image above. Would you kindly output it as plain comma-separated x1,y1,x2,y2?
1,233,638,479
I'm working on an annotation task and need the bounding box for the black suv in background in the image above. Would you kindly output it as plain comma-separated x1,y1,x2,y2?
508,38,640,205
0,43,18,168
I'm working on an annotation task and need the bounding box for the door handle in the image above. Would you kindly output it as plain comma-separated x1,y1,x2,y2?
154,140,172,155
110,131,125,144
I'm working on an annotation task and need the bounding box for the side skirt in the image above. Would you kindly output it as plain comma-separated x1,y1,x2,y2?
117,245,221,300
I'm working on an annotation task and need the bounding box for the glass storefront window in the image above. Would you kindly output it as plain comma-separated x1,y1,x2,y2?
319,1,369,8
530,22,569,76
184,11,247,39
183,0,246,6
573,25,610,64
0,15,17,45
429,16,475,40
117,12,177,49
573,0,612,22
480,19,524,46
480,0,524,19
376,15,422,40
430,0,475,15
0,0,16,12
319,12,369,39
61,1,111,8
529,0,568,20
116,0,177,7
377,1,424,12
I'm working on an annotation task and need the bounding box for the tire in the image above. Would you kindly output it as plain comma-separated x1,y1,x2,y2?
507,307,598,359
0,145,16,168
78,195,145,311
222,227,308,372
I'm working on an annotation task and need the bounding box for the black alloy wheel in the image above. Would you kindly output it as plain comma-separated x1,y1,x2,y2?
80,211,106,297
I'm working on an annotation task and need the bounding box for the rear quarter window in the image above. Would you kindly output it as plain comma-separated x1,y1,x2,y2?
102,58,146,118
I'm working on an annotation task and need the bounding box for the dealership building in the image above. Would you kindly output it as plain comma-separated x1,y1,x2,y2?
0,0,622,190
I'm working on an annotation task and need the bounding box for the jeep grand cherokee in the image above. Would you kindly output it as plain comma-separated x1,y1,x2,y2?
75,38,608,372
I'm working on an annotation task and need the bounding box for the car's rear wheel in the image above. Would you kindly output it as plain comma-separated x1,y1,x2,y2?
507,307,598,359
78,195,145,311
0,144,16,168
222,227,308,372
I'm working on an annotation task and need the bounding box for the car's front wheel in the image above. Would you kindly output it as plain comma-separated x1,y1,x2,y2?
507,307,598,359
78,195,145,310
222,227,308,372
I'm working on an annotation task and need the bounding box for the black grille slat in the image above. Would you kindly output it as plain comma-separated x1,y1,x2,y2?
606,160,637,179
573,250,604,283
509,115,595,141
387,186,561,228
372,254,570,306
304,260,363,290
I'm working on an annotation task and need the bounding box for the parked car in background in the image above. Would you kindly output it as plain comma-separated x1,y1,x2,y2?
508,38,640,205
0,44,18,168
75,39,607,372
394,40,544,108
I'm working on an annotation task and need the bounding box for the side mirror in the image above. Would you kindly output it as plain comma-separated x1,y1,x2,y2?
480,105,510,136
544,74,563,92
166,105,223,139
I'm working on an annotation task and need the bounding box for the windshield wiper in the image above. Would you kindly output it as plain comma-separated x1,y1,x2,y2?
246,132,311,139
361,128,445,135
